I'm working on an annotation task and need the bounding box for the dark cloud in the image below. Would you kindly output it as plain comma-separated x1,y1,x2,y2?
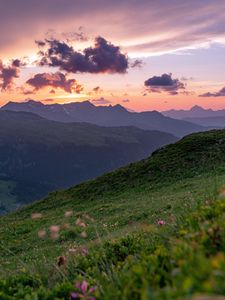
144,73,185,95
0,60,20,90
91,97,111,105
26,72,83,93
92,86,102,94
122,99,130,103
130,59,143,68
199,87,225,97
35,40,46,47
12,59,26,67
38,36,128,74
62,27,89,42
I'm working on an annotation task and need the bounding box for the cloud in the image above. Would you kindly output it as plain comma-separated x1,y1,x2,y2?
144,73,185,95
61,27,89,42
180,76,195,82
91,97,111,105
199,87,225,97
12,59,26,67
43,98,55,102
26,72,83,93
130,59,143,68
122,99,130,103
1,1,225,58
0,60,20,90
92,86,102,94
38,36,128,74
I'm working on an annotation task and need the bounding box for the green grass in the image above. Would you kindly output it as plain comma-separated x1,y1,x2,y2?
0,129,225,299
0,179,18,214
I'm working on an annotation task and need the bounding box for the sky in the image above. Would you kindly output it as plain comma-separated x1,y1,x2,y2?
1,0,225,112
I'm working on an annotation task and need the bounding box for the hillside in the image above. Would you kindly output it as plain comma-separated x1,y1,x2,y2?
0,129,225,299
0,110,177,214
1,100,205,137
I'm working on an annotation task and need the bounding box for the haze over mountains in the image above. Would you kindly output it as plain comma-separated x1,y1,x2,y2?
163,105,225,128
0,110,177,214
1,100,204,137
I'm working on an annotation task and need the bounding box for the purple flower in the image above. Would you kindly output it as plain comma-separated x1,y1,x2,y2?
71,292,79,299
71,280,97,300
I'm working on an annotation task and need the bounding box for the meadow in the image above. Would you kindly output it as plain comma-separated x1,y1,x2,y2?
0,130,225,299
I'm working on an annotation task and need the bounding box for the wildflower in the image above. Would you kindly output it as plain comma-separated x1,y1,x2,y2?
68,248,77,254
38,230,46,238
76,218,82,225
49,226,60,239
31,213,42,220
157,220,166,226
71,280,97,300
65,211,73,217
76,218,86,227
49,225,60,233
80,231,87,238
81,248,89,256
57,255,66,267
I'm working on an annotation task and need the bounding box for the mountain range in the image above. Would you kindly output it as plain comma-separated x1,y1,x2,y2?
162,105,225,128
1,100,204,137
163,105,225,119
0,110,177,214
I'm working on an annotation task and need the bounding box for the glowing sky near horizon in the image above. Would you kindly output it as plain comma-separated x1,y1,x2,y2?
1,0,225,112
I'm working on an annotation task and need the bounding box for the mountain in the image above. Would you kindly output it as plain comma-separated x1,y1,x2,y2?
0,110,177,214
163,105,225,119
1,100,205,137
184,115,225,128
1,129,225,299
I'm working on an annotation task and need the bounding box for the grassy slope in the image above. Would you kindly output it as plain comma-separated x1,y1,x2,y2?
0,180,18,213
0,129,225,299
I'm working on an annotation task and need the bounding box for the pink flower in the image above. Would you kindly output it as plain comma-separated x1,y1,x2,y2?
71,280,97,300
157,220,166,226
79,280,88,293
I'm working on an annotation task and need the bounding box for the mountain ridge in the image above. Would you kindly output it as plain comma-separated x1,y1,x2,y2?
163,105,225,119
1,99,204,137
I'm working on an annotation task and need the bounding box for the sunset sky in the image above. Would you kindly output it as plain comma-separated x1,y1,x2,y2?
1,0,225,111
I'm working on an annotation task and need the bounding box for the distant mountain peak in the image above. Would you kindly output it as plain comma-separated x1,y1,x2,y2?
162,105,221,119
112,104,128,112
26,99,44,106
190,105,204,111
